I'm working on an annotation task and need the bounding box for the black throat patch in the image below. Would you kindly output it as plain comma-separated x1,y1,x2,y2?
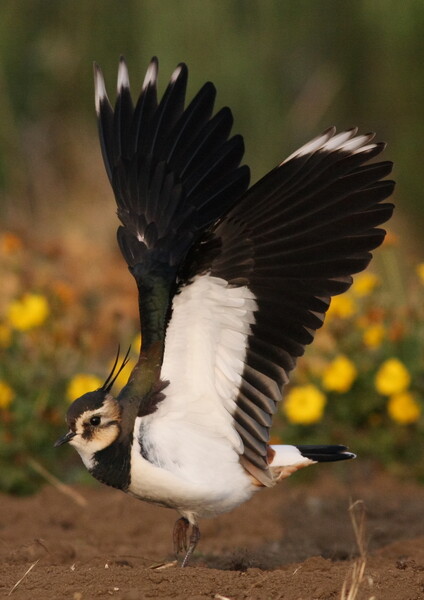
90,435,133,491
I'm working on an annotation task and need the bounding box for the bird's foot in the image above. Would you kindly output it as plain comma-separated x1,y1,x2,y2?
173,517,201,567
181,524,200,568
173,517,189,554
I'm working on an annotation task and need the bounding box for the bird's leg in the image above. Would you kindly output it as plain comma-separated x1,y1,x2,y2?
181,524,200,568
173,517,189,554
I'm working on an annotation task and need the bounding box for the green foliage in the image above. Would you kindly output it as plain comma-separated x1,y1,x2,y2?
0,232,138,494
1,1,424,224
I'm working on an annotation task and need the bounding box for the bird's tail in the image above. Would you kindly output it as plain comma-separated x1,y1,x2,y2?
268,444,355,481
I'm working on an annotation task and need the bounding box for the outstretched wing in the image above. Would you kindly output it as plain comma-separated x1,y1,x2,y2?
148,128,394,485
94,57,250,355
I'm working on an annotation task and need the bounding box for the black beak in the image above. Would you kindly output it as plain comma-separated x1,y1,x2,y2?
54,430,76,447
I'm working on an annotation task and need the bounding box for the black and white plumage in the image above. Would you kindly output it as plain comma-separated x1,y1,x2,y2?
56,57,394,566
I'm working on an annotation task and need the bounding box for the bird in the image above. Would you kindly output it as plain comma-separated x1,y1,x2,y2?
55,56,394,567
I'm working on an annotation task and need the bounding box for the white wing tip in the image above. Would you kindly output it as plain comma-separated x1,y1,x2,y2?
280,127,335,165
117,56,130,92
281,127,381,165
142,57,158,91
338,132,375,152
319,127,358,152
93,63,108,115
352,142,379,155
170,64,183,84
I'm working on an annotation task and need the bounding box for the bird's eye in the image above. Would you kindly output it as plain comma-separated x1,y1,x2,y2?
89,416,101,427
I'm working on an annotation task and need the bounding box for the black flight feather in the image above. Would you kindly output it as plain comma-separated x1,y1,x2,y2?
95,57,250,352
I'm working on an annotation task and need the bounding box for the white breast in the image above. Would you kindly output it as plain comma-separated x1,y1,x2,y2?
127,274,262,520
128,416,256,521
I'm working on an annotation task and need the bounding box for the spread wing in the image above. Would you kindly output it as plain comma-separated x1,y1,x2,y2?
151,128,394,484
95,57,250,356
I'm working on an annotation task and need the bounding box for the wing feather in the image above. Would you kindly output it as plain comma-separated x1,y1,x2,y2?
95,58,250,353
151,128,394,481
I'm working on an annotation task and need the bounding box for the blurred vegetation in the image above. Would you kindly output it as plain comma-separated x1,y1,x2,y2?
276,247,424,481
0,1,423,492
1,0,424,225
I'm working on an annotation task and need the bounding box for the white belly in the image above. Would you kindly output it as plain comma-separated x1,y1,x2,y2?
128,416,256,522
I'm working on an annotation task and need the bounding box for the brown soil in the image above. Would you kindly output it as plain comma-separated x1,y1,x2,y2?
1,465,424,600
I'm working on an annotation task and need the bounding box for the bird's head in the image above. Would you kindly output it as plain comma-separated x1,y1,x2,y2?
55,348,130,467
55,389,122,461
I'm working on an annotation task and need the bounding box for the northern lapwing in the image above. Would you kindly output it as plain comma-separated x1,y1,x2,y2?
55,57,394,566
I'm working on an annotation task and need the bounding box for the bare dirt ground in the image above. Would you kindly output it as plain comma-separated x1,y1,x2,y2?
1,464,424,600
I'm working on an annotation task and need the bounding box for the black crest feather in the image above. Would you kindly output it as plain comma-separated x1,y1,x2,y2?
102,345,132,392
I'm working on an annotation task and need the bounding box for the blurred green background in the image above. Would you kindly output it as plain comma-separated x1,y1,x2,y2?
1,0,424,231
1,0,424,493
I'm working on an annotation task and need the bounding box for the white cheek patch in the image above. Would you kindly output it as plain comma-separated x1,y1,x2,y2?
70,415,120,471
74,423,120,450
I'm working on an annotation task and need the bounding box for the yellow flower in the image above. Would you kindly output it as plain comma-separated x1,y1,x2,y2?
284,385,326,425
326,294,357,320
387,392,421,424
66,374,103,402
322,355,357,393
0,380,15,409
7,294,50,331
363,323,385,349
416,263,424,285
0,323,12,348
351,272,380,297
132,333,142,353
375,358,411,396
